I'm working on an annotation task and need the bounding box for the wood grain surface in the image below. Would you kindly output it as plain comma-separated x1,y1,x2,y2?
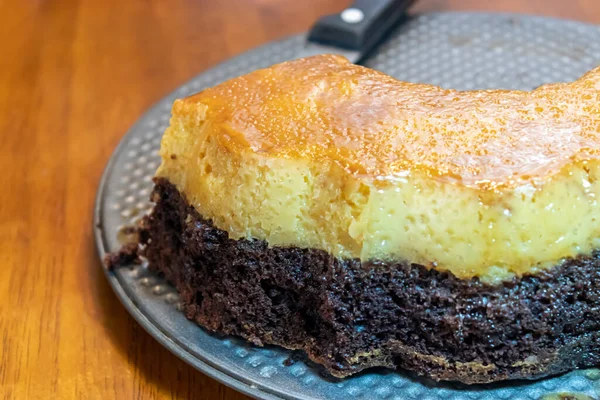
1,0,600,399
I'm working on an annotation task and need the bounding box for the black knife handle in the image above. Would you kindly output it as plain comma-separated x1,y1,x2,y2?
307,0,414,53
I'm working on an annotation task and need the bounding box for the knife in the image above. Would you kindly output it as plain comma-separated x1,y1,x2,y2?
296,0,415,63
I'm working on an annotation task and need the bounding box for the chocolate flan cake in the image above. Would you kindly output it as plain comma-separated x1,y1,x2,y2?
135,55,600,383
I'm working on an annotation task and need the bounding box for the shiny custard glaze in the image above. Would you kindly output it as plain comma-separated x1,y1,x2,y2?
157,55,600,281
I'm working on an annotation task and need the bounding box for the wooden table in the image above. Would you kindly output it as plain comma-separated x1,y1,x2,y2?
2,0,600,398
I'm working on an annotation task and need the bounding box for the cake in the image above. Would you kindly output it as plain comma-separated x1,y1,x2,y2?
130,55,600,384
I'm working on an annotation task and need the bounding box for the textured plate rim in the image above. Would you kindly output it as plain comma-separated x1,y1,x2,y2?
94,11,600,400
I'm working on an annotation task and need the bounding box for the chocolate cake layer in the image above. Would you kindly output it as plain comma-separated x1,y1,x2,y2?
140,178,600,384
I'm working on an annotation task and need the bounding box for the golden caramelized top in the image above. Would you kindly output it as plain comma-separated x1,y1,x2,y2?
183,55,600,190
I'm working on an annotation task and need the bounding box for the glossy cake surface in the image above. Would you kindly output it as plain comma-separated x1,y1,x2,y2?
157,55,600,280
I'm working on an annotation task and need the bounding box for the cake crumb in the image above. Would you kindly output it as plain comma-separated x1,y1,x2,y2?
283,351,304,366
103,242,141,270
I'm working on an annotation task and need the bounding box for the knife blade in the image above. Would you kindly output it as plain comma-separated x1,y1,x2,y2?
295,0,415,63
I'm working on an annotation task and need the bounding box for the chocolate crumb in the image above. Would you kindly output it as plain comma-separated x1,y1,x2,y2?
283,351,304,366
104,242,141,270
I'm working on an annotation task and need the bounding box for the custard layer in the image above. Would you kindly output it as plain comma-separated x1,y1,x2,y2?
156,55,600,280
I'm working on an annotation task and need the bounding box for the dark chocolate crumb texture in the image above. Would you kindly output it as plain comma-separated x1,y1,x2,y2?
104,242,141,270
114,178,600,384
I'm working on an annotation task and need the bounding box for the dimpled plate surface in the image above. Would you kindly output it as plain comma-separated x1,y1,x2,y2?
95,12,600,400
